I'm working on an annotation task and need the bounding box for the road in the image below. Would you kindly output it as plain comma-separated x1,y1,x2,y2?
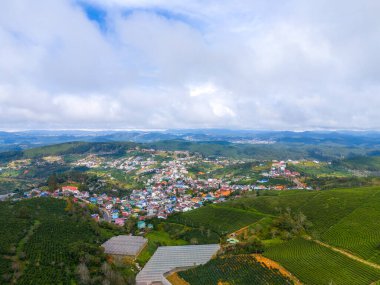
100,208,112,222
0,193,15,201
77,197,112,223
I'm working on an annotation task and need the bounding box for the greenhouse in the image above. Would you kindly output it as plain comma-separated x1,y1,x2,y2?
101,235,148,258
136,244,220,285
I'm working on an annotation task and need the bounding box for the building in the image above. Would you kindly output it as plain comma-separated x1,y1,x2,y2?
101,235,148,259
136,244,220,285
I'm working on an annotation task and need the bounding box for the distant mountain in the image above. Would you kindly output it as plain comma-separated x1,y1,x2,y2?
0,129,380,153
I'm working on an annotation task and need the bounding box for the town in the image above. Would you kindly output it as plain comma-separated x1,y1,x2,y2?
7,148,312,228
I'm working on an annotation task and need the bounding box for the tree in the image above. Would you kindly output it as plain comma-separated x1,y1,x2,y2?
47,173,58,192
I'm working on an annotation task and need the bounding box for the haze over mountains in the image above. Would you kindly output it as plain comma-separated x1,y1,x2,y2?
1,129,380,152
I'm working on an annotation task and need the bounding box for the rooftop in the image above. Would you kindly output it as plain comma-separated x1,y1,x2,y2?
136,244,220,285
101,235,147,256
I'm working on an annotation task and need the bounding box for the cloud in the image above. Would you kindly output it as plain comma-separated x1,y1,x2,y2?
0,0,379,130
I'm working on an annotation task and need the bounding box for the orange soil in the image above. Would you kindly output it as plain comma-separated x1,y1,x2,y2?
253,254,303,285
166,272,190,285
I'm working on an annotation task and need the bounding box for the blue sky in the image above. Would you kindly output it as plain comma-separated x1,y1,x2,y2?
0,0,379,130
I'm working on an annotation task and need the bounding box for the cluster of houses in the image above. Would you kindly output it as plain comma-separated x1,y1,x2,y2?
267,160,301,178
15,151,314,229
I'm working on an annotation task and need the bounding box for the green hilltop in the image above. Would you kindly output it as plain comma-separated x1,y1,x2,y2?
164,186,380,284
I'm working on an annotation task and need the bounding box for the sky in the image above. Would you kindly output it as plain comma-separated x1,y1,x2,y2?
0,0,379,131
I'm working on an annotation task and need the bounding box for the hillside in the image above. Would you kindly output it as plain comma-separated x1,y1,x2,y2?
1,139,379,163
0,198,135,285
165,187,380,284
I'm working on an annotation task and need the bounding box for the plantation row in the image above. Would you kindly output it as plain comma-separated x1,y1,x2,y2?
24,220,95,266
0,198,126,284
264,238,380,285
227,187,380,233
17,265,73,285
322,192,380,263
0,200,35,280
14,200,106,284
179,254,293,285
168,204,266,234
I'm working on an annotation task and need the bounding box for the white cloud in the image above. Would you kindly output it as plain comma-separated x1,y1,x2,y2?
0,0,379,130
188,82,217,97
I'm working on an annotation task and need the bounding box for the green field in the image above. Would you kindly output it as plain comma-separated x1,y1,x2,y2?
0,198,131,285
168,204,267,235
322,191,380,263
264,238,380,285
169,186,380,284
179,255,294,285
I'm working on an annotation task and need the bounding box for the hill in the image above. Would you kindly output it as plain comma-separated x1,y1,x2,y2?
0,198,135,285
165,187,380,284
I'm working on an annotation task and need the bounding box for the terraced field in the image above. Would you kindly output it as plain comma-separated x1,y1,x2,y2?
264,238,380,285
179,255,294,285
322,191,380,263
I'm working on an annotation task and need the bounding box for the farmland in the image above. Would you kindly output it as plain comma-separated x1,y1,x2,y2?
166,186,380,284
172,186,380,238
178,254,294,285
264,238,380,285
0,198,133,285
168,204,267,235
321,191,380,263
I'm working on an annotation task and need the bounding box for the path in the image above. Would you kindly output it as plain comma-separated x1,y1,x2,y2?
304,236,380,270
253,254,303,285
166,272,190,285
12,220,41,284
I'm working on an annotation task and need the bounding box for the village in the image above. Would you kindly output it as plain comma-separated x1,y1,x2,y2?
11,148,312,228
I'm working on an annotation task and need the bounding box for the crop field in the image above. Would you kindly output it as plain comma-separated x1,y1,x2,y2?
264,238,380,285
297,187,380,233
24,221,94,265
226,190,318,215
322,191,380,263
225,187,380,233
0,198,116,285
16,201,99,284
179,255,293,285
169,204,266,235
0,200,33,279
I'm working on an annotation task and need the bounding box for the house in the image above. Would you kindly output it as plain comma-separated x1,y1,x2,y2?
220,189,231,197
62,186,79,195
115,218,125,226
89,197,97,204
227,238,239,244
137,221,146,229
91,214,100,222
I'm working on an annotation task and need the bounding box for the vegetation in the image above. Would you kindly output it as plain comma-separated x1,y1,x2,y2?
168,204,266,235
264,238,380,285
321,191,380,263
179,255,294,285
0,198,135,285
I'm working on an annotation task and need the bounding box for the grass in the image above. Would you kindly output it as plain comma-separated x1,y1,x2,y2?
264,238,380,285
